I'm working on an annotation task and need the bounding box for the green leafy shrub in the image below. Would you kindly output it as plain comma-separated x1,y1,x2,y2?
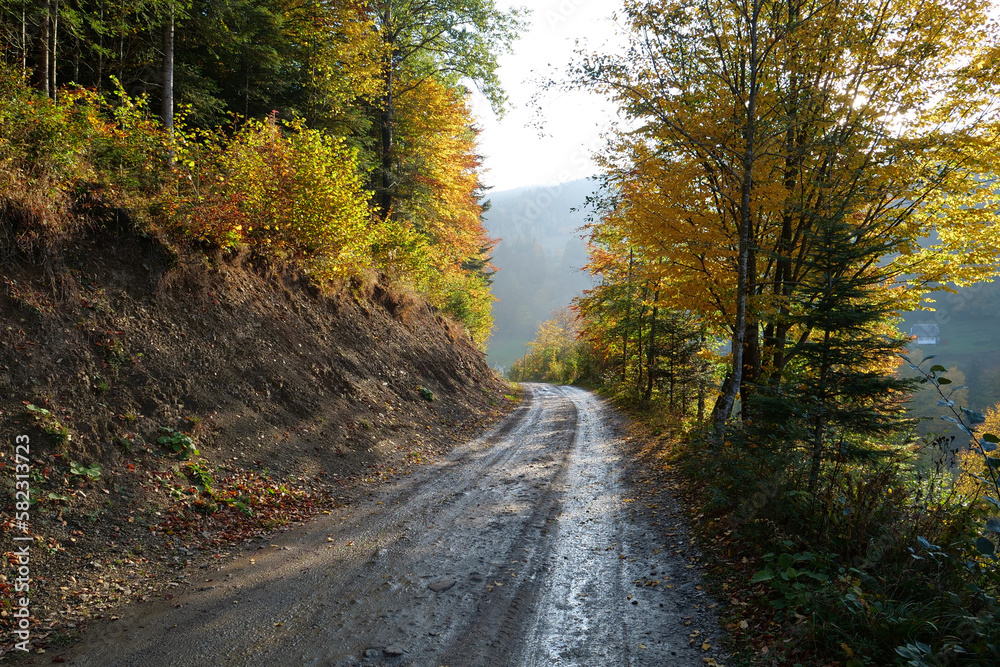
93,78,170,193
183,461,215,492
69,461,102,480
25,403,71,444
428,270,495,349
157,428,199,459
678,402,1000,665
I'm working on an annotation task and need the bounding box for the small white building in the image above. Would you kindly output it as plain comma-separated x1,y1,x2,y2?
910,324,940,345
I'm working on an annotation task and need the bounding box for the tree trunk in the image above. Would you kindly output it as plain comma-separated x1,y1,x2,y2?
643,288,658,402
72,29,79,83
711,0,761,438
162,4,174,130
50,0,59,99
622,250,633,382
697,327,706,422
740,277,760,422
36,0,50,95
808,327,832,495
96,0,103,90
21,7,27,79
377,2,395,219
635,284,648,393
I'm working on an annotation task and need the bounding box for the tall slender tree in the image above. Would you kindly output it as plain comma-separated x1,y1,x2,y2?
369,0,527,218
161,0,173,129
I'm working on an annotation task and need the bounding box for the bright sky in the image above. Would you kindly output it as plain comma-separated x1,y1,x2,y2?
468,1,624,192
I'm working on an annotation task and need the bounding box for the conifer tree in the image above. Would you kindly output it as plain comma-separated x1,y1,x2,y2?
750,211,918,493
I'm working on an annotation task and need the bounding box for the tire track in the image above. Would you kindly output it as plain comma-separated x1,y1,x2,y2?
66,384,726,667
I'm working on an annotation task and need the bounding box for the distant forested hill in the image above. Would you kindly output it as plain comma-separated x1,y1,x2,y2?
483,179,596,371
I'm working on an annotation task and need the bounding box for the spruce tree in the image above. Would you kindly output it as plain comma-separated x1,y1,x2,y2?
750,211,918,494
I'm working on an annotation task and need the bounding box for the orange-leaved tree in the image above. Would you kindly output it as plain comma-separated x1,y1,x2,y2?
390,76,497,347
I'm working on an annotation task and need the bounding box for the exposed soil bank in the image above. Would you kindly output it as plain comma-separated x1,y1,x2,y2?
0,218,511,658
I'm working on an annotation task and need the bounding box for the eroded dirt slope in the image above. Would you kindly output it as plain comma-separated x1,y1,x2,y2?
0,217,511,657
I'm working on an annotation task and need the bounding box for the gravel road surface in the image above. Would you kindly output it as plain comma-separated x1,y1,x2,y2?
67,384,726,666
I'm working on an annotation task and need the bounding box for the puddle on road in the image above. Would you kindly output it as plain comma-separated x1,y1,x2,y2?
66,383,724,667
518,386,725,667
519,388,627,666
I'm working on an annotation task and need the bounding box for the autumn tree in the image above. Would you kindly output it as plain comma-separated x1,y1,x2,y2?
509,308,585,384
577,221,714,412
388,76,496,346
0,0,521,349
576,0,1000,435
369,0,527,218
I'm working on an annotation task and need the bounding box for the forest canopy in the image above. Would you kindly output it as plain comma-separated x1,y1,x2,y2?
506,2,1000,662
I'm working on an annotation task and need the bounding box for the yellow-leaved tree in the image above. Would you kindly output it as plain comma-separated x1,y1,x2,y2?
509,308,584,384
177,115,371,279
387,76,496,347
575,0,1000,434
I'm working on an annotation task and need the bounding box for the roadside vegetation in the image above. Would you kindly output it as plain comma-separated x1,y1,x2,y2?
0,0,528,348
514,0,1000,664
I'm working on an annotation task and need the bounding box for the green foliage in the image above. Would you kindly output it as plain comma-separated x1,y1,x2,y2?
25,403,71,444
0,2,519,378
509,308,586,385
429,270,495,349
97,78,171,193
222,117,371,277
183,460,215,492
908,360,1000,558
370,218,433,281
680,419,1000,664
747,213,919,495
157,428,199,459
69,461,102,480
750,548,833,611
377,0,527,114
0,67,172,260
572,239,717,413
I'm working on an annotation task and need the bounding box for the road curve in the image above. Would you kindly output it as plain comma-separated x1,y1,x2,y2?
67,384,724,666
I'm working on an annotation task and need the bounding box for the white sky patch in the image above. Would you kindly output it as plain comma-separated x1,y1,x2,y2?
469,0,624,192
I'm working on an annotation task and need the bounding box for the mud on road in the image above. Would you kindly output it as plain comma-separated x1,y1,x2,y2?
67,384,727,666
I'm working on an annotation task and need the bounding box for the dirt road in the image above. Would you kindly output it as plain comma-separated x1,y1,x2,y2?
67,384,725,666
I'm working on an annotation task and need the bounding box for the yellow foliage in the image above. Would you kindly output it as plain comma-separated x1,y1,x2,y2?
511,308,584,384
395,77,490,271
957,404,1000,500
175,116,371,279
580,0,1000,402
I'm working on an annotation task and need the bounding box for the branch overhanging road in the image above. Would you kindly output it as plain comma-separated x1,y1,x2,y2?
68,384,727,666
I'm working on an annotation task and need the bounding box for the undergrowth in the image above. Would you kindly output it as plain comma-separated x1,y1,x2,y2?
631,382,1000,665
0,65,493,348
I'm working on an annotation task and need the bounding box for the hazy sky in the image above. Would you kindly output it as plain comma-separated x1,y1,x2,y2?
468,1,623,193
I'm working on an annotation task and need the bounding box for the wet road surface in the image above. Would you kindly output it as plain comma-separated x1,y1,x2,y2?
68,384,725,666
